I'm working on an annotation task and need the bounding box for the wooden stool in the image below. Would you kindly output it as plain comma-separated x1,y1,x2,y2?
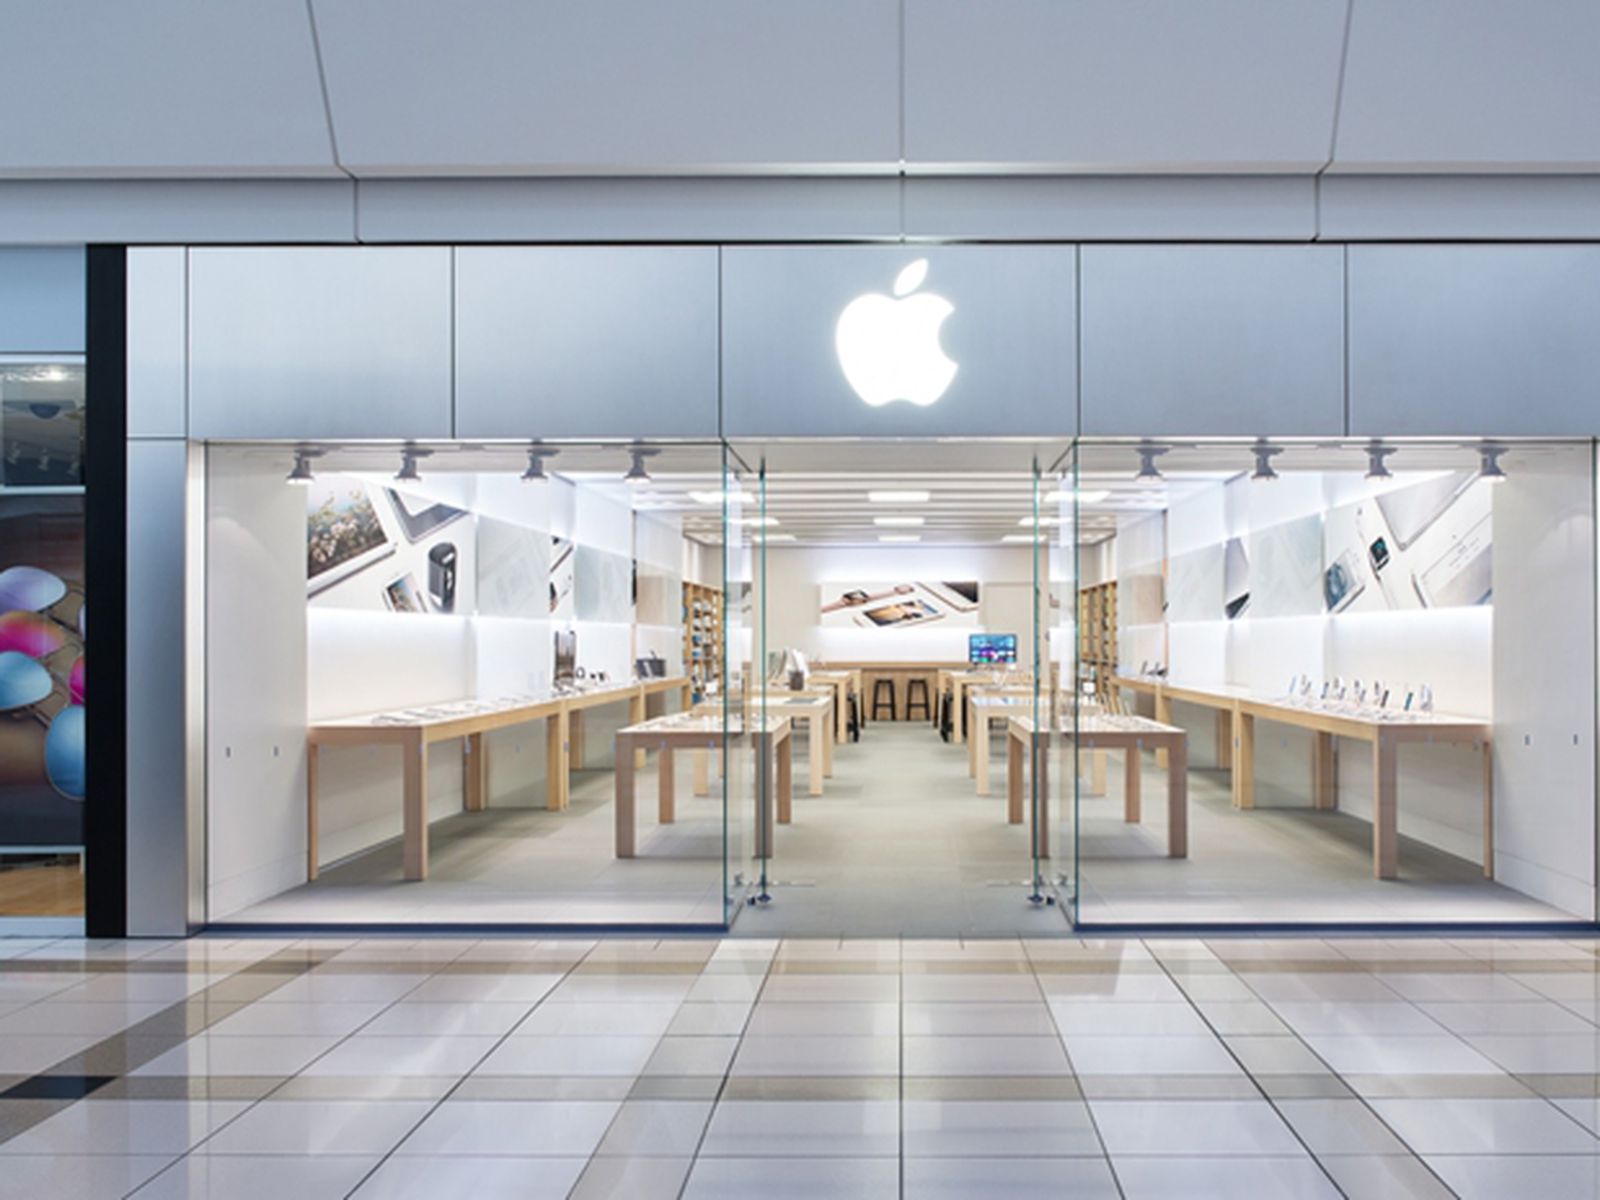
871,677,897,721
905,677,931,721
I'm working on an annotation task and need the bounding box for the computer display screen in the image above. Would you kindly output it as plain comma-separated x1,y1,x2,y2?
969,633,1017,664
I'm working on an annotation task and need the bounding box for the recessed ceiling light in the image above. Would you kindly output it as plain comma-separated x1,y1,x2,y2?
1001,533,1048,543
1018,516,1063,527
752,532,795,542
878,534,921,543
1044,490,1110,504
873,516,925,527
733,516,779,527
689,489,755,504
867,490,930,503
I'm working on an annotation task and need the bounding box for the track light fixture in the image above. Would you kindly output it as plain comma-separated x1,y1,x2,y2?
395,445,432,483
1364,441,1396,480
521,445,558,482
286,446,324,485
1134,443,1168,481
1478,442,1508,484
624,446,660,486
1250,440,1282,482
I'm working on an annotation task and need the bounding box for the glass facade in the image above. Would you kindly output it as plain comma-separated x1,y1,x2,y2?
0,356,86,928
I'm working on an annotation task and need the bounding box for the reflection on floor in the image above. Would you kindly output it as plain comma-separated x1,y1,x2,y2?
6,933,1600,1199
226,722,1570,932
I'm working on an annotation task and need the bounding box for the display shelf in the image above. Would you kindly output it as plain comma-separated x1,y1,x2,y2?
1077,580,1118,683
683,581,724,703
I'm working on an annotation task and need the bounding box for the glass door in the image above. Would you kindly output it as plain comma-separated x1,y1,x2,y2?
719,444,755,922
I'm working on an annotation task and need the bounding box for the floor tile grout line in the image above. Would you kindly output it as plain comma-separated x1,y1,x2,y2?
1034,940,1128,1200
1196,944,1463,1197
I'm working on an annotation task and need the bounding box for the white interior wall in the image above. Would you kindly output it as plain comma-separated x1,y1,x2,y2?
205,454,309,919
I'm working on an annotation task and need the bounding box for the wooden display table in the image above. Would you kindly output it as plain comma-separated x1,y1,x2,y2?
804,670,857,743
968,693,1041,795
1007,714,1188,860
306,677,690,882
613,713,792,859
756,692,834,795
1113,676,1492,880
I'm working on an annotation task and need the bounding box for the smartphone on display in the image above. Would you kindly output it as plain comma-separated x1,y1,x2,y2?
920,581,979,612
822,584,913,614
1323,549,1365,613
382,572,429,614
855,599,944,628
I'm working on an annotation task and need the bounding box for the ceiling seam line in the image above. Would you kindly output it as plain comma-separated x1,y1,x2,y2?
302,0,358,241
1317,0,1358,241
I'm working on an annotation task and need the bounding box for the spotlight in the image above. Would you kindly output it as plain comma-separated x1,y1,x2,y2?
1250,440,1282,482
1364,441,1396,480
286,447,323,486
394,445,432,483
624,447,660,486
1478,443,1508,484
521,445,558,482
1134,444,1167,481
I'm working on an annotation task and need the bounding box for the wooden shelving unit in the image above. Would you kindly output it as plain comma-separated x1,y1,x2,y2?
1077,580,1118,681
683,581,723,703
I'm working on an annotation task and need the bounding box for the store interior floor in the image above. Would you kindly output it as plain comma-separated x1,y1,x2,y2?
225,720,1569,933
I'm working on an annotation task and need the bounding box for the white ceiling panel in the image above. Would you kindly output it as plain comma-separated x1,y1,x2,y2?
311,0,901,176
0,0,337,178
1333,0,1600,172
904,0,1348,173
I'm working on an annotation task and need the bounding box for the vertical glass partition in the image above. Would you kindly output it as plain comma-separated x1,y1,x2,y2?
203,439,747,929
1069,438,1597,928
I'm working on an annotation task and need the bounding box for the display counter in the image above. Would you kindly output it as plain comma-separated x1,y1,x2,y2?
1114,676,1491,880
306,676,690,881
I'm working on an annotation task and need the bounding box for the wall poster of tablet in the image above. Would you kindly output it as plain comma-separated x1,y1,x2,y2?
820,580,981,629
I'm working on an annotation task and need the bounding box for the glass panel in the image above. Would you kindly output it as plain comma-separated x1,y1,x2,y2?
0,355,86,929
720,445,755,918
1074,437,1597,927
1055,445,1081,924
205,439,736,928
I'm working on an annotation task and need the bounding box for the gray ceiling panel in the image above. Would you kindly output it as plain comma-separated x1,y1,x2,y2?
0,0,338,178
904,0,1349,173
1333,0,1600,172
311,0,900,175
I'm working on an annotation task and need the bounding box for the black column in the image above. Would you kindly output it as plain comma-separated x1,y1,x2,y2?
84,246,126,938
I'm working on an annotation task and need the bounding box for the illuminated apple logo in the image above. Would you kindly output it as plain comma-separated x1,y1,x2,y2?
835,259,958,407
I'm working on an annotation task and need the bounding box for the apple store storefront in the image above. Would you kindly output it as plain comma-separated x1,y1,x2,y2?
100,242,1600,937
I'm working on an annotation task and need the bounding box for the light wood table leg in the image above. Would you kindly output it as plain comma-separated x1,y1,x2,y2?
836,684,847,744
614,736,636,858
632,690,647,768
570,709,586,771
402,732,429,881
1216,708,1233,770
807,715,824,796
777,732,793,825
976,715,993,796
1373,731,1399,879
967,699,978,775
754,734,774,858
1124,744,1142,823
658,745,675,823
546,709,569,811
1233,710,1255,810
693,748,710,796
1090,748,1108,797
1154,692,1172,768
1034,734,1051,859
1312,731,1337,810
1007,730,1025,824
464,732,488,812
306,743,320,881
822,709,834,776
1168,736,1188,858
1482,741,1495,880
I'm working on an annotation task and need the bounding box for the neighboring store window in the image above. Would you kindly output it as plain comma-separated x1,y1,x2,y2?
0,356,85,924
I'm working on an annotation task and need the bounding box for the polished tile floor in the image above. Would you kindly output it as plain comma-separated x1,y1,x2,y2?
4,936,1600,1196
